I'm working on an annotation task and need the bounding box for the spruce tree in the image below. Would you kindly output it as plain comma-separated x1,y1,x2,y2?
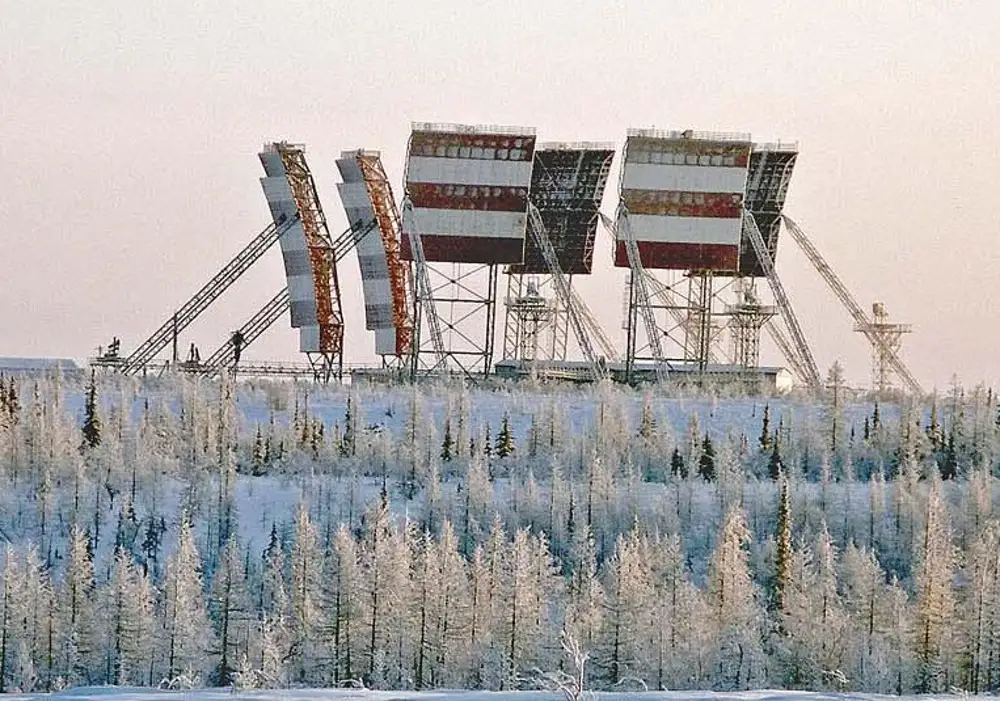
759,404,771,452
341,395,355,458
940,430,958,480
251,426,266,476
440,418,454,462
768,439,783,481
775,478,792,611
495,414,514,459
81,371,101,451
670,447,686,479
928,395,942,449
6,377,19,424
698,433,715,481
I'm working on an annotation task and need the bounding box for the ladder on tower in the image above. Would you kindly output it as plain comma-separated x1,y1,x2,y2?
401,199,448,373
742,210,823,392
199,219,379,374
122,215,300,375
600,212,668,382
781,215,923,395
526,204,606,381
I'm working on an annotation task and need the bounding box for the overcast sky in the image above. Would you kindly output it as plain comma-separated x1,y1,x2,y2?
2,0,998,390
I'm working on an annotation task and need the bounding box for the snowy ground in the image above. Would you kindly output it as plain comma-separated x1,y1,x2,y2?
6,688,980,701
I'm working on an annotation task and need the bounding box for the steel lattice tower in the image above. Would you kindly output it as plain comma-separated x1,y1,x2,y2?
855,301,912,396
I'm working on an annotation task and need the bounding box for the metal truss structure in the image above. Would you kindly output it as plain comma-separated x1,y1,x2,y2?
501,144,614,377
683,273,744,370
603,212,668,383
407,253,500,379
743,210,822,392
402,123,537,380
764,318,810,384
98,130,924,395
272,144,345,383
782,215,922,395
400,199,449,376
502,275,566,365
338,151,414,364
522,203,606,380
118,216,299,375
570,286,620,362
857,302,913,396
727,281,777,369
198,220,378,380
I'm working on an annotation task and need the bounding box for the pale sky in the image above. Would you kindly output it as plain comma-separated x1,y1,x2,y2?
2,0,998,391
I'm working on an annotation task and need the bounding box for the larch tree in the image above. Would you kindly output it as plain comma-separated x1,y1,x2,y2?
0,546,21,692
326,524,362,684
101,548,155,686
288,502,322,683
600,525,653,685
10,547,53,691
914,478,958,692
381,517,415,688
361,488,393,686
59,526,97,685
500,528,554,687
162,516,214,682
960,518,1000,693
565,523,603,654
259,527,290,685
707,506,763,689
413,530,436,689
648,532,696,690
431,521,471,687
840,542,889,689
210,535,249,686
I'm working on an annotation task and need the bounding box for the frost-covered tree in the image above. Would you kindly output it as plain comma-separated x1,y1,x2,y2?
914,478,958,692
325,524,362,684
707,507,763,689
432,521,471,686
80,372,101,452
100,548,154,685
774,478,792,611
961,519,1000,692
287,502,322,683
361,488,393,685
495,413,515,459
59,526,97,685
162,517,213,682
209,535,249,686
565,524,603,654
599,524,654,684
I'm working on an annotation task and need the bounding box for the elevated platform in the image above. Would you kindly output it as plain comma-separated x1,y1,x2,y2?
494,358,793,391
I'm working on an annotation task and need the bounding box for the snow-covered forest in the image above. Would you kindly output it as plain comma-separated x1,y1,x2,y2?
1,370,999,696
